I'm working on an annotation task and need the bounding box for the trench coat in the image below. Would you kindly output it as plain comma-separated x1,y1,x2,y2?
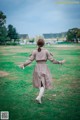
23,48,60,89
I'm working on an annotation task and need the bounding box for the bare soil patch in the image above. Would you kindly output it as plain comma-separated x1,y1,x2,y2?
0,71,9,77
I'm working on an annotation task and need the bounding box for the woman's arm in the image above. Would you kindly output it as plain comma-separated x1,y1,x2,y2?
46,50,65,64
20,51,36,69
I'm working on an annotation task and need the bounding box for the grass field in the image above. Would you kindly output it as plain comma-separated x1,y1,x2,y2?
0,44,80,120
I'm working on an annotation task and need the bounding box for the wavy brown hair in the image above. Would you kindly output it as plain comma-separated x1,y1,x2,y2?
37,39,45,52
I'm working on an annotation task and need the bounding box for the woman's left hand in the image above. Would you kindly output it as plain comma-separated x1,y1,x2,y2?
61,60,66,64
59,60,66,65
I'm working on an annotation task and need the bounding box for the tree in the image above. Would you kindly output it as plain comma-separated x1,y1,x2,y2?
76,29,80,40
7,24,19,43
67,28,80,43
29,38,34,43
12,28,19,43
0,11,6,27
0,11,19,45
0,26,8,45
0,11,8,45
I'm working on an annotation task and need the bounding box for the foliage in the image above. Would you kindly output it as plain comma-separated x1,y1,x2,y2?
29,38,34,43
0,11,8,44
67,28,80,43
0,26,8,45
7,24,19,43
0,11,19,45
0,11,6,27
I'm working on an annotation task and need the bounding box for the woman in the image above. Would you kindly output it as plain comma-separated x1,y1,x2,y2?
20,39,65,104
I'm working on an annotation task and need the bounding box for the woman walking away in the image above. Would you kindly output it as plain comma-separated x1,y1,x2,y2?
20,39,65,104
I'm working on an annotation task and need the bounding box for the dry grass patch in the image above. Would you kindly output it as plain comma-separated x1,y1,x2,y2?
54,45,80,50
0,46,33,54
0,71,9,77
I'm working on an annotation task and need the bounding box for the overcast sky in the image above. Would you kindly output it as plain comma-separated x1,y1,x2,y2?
0,0,80,37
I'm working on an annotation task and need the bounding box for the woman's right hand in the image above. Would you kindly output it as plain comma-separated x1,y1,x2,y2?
19,64,24,69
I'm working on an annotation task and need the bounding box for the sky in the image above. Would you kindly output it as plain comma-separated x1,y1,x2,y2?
0,0,80,37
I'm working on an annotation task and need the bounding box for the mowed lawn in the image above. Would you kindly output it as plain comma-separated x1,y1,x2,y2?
0,44,80,120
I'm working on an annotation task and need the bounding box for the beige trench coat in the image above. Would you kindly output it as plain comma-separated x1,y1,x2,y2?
23,48,60,89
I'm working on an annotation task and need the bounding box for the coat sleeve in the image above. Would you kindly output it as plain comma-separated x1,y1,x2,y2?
23,51,36,67
46,50,61,64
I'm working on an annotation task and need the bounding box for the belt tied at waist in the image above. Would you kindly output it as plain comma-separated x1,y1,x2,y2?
36,60,46,63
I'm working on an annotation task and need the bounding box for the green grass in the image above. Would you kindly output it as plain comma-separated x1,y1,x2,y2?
0,44,80,120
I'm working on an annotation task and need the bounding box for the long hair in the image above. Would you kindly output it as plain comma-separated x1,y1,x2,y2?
37,39,45,52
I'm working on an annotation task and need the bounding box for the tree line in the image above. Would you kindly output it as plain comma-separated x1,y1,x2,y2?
0,11,19,45
0,11,80,45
